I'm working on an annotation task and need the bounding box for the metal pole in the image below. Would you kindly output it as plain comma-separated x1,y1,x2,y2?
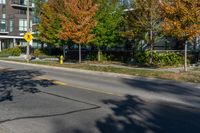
184,42,188,72
0,39,2,52
26,0,30,62
79,44,81,63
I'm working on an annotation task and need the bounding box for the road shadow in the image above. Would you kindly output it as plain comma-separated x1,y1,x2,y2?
122,78,200,97
52,119,90,133
0,68,55,102
96,95,200,133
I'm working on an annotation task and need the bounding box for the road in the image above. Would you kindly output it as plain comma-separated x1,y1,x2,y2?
0,61,200,133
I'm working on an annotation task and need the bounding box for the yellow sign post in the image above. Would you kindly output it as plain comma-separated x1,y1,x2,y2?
24,32,33,43
24,32,33,62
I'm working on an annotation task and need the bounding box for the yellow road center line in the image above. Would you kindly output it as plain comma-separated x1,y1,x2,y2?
64,82,124,97
52,81,67,86
33,75,123,97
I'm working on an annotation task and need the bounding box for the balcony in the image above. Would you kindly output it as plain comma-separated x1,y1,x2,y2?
11,0,35,9
0,30,9,34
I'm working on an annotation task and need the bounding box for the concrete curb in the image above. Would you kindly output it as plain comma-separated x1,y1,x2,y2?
0,60,199,88
0,60,139,79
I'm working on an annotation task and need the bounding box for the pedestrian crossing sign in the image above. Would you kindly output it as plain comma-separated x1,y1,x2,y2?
24,32,33,43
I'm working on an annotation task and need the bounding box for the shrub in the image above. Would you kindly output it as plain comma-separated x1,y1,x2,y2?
135,51,150,64
10,47,21,56
135,51,184,66
86,52,97,61
100,52,111,61
0,47,21,57
33,49,43,57
86,51,111,61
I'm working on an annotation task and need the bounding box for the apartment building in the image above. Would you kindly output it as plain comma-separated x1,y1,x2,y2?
0,0,39,51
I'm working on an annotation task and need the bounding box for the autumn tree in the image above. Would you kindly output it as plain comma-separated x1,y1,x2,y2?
126,0,161,64
59,0,98,63
160,0,200,71
92,0,124,61
37,0,65,46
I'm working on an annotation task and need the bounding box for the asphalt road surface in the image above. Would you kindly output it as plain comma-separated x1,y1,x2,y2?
0,61,200,133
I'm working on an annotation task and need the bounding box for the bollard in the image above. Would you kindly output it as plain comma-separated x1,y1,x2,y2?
60,55,63,64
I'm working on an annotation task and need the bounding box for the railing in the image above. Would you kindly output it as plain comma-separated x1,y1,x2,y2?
11,0,35,8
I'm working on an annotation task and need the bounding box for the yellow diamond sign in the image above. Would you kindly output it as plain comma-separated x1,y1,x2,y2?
24,32,33,43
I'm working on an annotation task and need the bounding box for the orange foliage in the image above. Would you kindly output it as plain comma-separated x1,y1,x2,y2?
59,0,98,44
160,0,200,42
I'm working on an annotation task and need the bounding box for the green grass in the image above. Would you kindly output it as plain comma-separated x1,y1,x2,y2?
0,58,200,84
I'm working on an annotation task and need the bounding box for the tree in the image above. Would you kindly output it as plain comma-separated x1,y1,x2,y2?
126,0,161,64
37,0,65,46
160,0,200,71
33,0,46,16
59,0,98,63
92,0,124,61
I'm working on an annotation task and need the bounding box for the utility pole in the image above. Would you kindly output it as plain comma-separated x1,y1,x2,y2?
26,0,30,62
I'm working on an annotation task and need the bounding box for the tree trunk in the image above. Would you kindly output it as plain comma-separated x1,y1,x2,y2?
63,45,65,58
149,30,153,64
184,42,188,72
149,7,153,64
79,44,81,63
150,43,153,64
98,47,101,62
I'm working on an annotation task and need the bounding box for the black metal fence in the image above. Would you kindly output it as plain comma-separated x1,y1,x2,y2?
64,50,133,63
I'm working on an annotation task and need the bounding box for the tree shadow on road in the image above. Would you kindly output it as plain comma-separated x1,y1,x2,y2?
52,119,91,133
0,68,55,102
96,95,200,133
122,78,200,97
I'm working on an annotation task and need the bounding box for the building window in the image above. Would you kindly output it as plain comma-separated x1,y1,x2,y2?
10,19,14,32
19,19,32,31
0,19,6,32
2,14,6,19
0,0,6,4
20,0,28,5
33,17,39,24
19,10,26,15
19,19,27,31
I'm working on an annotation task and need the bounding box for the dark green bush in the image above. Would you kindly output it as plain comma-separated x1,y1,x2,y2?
0,47,21,57
100,52,111,61
135,51,184,66
86,52,97,61
86,51,111,61
134,51,150,64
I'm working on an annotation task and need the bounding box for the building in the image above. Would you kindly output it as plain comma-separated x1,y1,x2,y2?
0,0,40,52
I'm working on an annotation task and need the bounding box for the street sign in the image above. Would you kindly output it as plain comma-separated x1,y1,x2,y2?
24,32,33,43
